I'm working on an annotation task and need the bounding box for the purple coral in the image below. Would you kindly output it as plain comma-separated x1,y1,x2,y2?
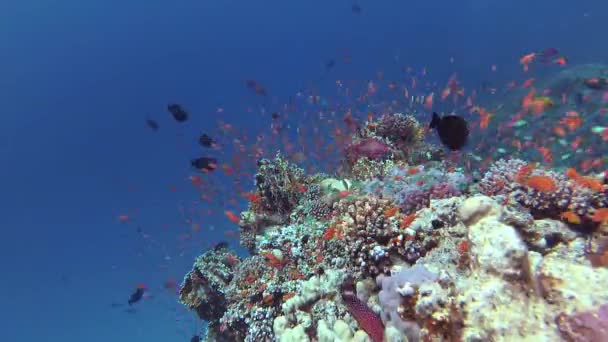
377,264,437,342
365,165,469,214
556,304,608,341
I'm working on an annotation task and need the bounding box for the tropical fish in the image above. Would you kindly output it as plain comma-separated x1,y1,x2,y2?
191,157,218,172
146,119,159,131
128,285,146,305
198,134,216,148
168,103,188,122
429,112,469,150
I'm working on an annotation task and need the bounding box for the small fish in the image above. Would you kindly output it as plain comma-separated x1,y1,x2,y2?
146,119,159,131
191,157,218,172
520,52,536,72
214,241,229,251
584,77,608,90
167,104,189,122
538,48,559,63
128,285,146,306
351,4,362,14
191,335,201,342
575,92,584,106
245,80,267,96
224,211,240,224
429,112,469,150
198,134,216,148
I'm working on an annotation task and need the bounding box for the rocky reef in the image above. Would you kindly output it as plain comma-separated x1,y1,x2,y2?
179,113,608,341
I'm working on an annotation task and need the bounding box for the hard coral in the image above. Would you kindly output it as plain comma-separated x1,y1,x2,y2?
179,246,240,321
373,113,424,152
481,158,608,221
253,152,308,217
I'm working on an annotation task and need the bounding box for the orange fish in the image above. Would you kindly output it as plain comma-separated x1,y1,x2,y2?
591,208,608,224
243,192,261,203
553,125,566,137
565,168,579,179
400,213,417,228
560,211,581,224
553,57,567,66
384,207,399,218
225,210,240,224
537,146,553,164
520,53,536,72
522,78,535,88
561,111,582,131
480,112,491,129
424,92,434,109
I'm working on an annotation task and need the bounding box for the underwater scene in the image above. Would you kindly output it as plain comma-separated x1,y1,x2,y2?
3,1,608,341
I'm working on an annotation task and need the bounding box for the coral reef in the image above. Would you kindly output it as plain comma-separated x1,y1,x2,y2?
179,114,608,342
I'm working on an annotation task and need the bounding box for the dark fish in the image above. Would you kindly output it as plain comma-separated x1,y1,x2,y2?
429,112,469,151
539,48,559,63
271,112,280,120
146,119,159,131
245,80,267,96
351,4,362,14
191,335,201,342
542,47,559,56
575,92,584,106
191,157,218,172
128,287,145,306
584,77,608,90
198,134,216,148
168,104,189,122
325,59,336,69
213,241,229,251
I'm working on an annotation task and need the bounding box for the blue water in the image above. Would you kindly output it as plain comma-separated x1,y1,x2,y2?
1,1,607,341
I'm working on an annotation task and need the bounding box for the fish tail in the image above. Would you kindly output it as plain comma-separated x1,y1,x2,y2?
430,112,440,129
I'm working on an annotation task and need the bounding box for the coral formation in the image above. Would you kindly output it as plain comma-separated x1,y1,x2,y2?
179,113,608,342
